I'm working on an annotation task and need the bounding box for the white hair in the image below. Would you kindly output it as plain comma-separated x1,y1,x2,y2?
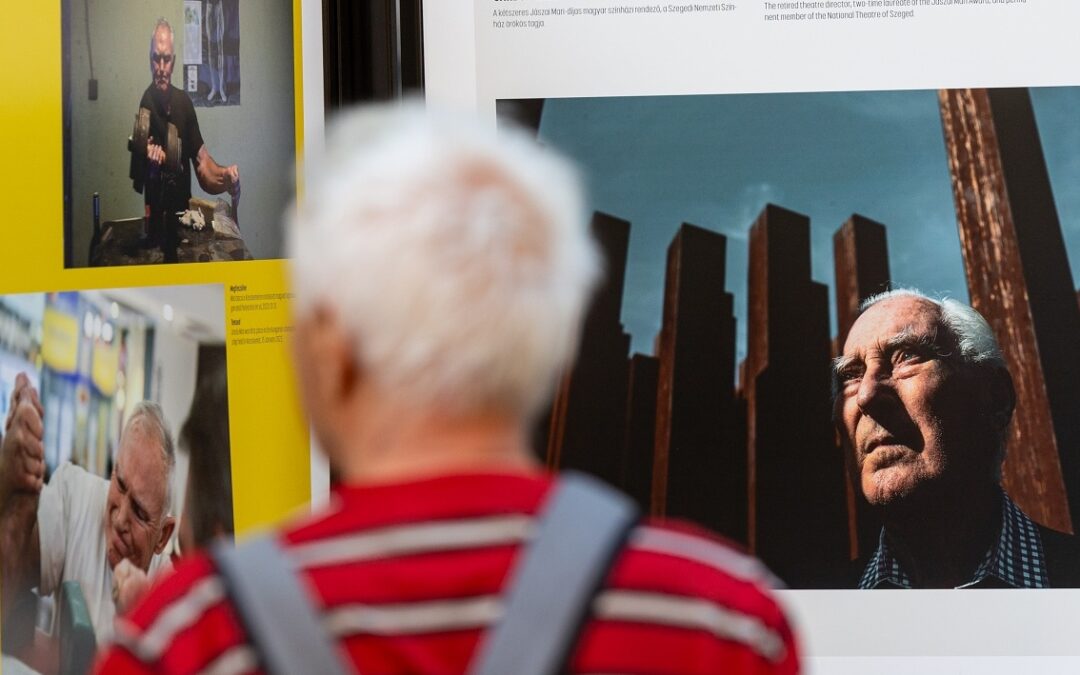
859,288,1011,473
149,17,175,83
287,103,600,419
859,288,1005,369
150,17,174,55
123,400,176,516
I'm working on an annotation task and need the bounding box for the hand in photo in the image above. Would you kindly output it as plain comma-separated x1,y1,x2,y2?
1,373,45,496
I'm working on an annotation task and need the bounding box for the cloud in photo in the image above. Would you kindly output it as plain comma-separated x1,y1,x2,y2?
537,90,1080,364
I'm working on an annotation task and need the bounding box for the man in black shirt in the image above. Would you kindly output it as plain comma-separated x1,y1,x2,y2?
141,18,239,262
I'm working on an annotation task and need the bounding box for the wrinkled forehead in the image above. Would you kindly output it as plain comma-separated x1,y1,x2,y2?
116,423,168,497
842,296,944,358
152,28,173,55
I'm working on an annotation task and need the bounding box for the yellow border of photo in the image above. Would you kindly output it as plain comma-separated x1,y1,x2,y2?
0,1,312,543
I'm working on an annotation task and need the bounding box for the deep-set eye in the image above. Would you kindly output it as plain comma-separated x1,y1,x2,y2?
893,347,923,365
836,365,864,384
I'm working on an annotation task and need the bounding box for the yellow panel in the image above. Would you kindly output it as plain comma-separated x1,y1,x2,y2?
0,1,312,551
226,271,312,533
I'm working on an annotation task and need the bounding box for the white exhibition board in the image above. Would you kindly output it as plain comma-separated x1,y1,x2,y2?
423,0,1080,671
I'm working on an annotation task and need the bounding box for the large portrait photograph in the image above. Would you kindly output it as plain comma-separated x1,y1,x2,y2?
62,0,297,267
0,284,232,673
497,88,1080,589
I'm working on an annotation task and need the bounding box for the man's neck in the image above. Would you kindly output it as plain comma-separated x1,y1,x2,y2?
881,482,1002,588
331,403,540,486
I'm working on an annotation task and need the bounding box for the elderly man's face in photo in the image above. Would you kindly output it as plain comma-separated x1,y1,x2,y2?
104,420,172,572
835,296,987,507
151,27,175,94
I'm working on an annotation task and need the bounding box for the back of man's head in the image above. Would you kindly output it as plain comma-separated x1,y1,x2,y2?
287,104,600,422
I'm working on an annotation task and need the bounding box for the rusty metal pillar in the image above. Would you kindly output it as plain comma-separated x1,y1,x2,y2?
545,212,631,487
834,215,891,344
939,88,1080,533
651,224,743,541
623,354,659,512
832,214,891,561
744,204,848,587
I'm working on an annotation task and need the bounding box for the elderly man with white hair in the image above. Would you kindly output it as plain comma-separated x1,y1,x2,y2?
0,374,176,656
835,289,1080,589
96,105,800,674
140,17,239,262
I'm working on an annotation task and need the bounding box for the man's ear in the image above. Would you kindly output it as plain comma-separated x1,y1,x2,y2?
987,365,1016,432
306,307,362,406
155,515,176,556
293,307,365,447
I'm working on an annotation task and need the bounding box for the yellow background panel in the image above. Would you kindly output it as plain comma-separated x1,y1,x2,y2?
0,2,312,539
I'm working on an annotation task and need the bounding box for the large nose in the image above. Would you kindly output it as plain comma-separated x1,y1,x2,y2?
113,498,132,533
855,359,893,416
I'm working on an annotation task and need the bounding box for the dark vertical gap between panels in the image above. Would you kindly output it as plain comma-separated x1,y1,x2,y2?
322,0,424,111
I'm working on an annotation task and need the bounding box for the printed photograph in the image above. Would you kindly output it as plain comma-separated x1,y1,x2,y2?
62,0,296,267
184,0,241,108
498,88,1080,588
0,284,231,673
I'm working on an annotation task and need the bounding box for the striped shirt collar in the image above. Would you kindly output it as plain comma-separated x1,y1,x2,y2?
859,491,1048,589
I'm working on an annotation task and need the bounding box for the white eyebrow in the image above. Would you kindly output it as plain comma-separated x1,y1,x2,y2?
834,324,948,377
883,326,921,350
832,354,857,375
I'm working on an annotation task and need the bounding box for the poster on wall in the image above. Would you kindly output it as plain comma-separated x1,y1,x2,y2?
62,0,293,268
452,0,1080,667
497,87,1080,591
2,0,322,670
182,1,202,65
189,0,241,108
0,284,232,669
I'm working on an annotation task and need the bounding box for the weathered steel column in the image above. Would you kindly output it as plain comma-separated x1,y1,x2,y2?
651,224,743,540
545,212,631,487
832,214,891,560
833,215,891,344
939,88,1080,533
744,204,848,587
623,354,659,512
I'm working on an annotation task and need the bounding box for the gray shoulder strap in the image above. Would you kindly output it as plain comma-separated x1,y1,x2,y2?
470,471,639,675
211,535,351,675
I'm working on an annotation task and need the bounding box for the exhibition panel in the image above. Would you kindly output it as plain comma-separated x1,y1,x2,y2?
422,1,1080,671
0,1,324,666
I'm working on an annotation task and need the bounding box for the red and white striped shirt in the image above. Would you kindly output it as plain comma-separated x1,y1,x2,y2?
96,472,800,674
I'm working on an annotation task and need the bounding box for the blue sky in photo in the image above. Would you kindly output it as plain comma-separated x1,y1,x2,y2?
536,88,1080,364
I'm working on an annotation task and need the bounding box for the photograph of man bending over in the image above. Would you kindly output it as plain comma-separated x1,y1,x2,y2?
835,289,1080,588
0,373,175,655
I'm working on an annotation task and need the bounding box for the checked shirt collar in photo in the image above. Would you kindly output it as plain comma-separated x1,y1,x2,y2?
858,491,1048,589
